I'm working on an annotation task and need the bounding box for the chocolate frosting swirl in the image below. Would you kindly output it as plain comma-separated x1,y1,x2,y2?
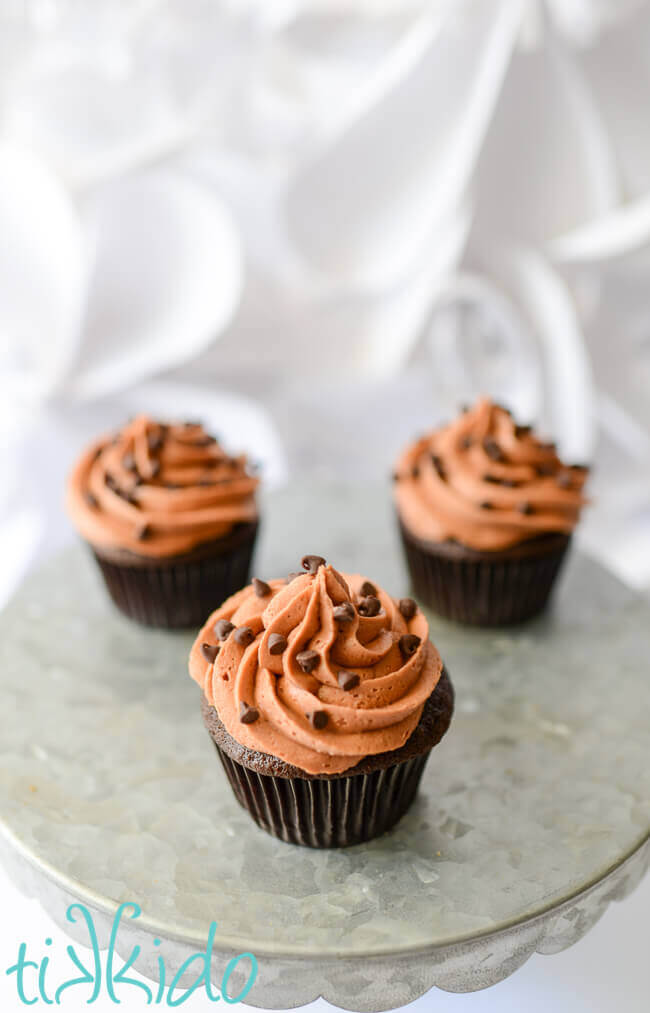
189,561,442,775
66,415,258,557
394,398,588,551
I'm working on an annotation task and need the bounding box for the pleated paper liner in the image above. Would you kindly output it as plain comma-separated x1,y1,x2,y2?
91,521,259,629
200,672,454,848
399,521,571,626
217,747,429,847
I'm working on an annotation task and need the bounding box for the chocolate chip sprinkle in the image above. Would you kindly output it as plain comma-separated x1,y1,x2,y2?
483,437,504,461
252,577,271,598
515,423,532,438
214,619,235,641
234,626,255,647
358,595,381,618
399,634,421,657
301,554,326,575
239,701,259,725
480,501,493,510
201,642,219,663
268,633,288,655
296,649,319,673
518,501,534,515
360,580,376,597
431,454,446,478
337,670,360,692
333,602,355,623
310,710,328,730
398,597,417,620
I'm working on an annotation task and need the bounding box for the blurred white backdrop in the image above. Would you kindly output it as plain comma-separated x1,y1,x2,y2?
1,1,649,1010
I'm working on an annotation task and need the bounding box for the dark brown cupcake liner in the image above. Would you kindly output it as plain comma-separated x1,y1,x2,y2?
200,670,454,848
215,745,430,847
399,521,571,626
91,521,258,629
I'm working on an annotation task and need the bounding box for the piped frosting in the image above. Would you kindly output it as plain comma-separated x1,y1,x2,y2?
66,414,258,557
394,397,588,551
189,558,442,775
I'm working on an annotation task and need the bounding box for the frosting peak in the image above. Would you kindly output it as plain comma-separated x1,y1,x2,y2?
189,560,442,775
394,398,589,551
66,414,258,557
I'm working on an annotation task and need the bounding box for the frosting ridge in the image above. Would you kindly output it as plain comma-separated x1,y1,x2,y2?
394,398,588,551
66,414,258,557
189,559,442,775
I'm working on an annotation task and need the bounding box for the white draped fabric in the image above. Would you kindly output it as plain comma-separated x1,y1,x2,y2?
2,0,650,593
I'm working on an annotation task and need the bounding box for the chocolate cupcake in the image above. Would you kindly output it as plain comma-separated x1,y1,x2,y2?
189,556,454,847
66,415,259,628
394,398,589,626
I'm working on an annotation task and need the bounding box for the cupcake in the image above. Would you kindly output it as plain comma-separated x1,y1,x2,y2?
66,414,259,628
189,555,454,847
394,398,589,626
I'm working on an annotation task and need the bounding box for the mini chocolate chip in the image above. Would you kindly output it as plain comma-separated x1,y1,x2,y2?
234,626,255,647
483,437,504,461
518,501,534,515
333,602,355,623
123,453,136,471
337,670,360,691
480,501,493,510
399,634,421,657
201,642,219,663
296,649,319,673
556,471,573,489
268,633,288,655
483,474,500,484
301,554,326,575
105,473,118,490
360,580,376,597
515,423,532,438
412,465,420,479
239,701,259,725
252,578,271,597
391,472,401,482
134,521,150,540
84,491,99,509
460,436,473,450
536,462,555,477
310,710,328,730
358,595,381,617
214,619,235,641
398,597,417,620
431,454,446,478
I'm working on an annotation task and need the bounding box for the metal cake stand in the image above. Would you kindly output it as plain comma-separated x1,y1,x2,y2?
1,482,648,1011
